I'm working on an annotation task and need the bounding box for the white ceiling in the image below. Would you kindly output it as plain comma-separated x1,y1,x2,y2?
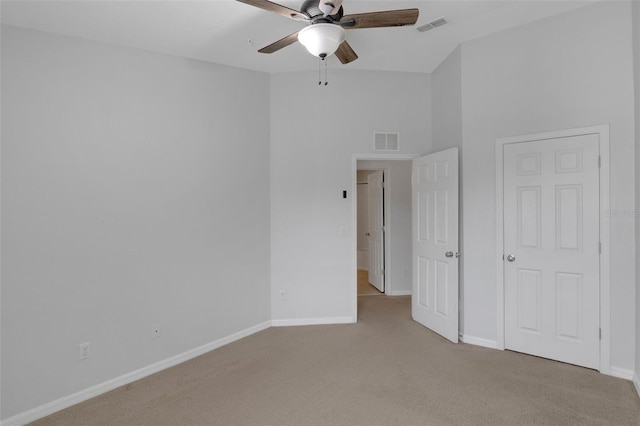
1,0,596,74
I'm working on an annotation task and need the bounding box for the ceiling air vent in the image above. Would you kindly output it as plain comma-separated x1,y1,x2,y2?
417,17,447,33
374,132,400,152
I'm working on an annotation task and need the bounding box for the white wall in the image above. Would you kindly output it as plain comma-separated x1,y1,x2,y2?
458,1,636,371
1,26,271,420
431,46,462,153
270,70,430,322
357,160,413,295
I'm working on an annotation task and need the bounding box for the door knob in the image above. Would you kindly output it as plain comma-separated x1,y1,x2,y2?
445,251,454,258
365,232,370,236
506,254,516,262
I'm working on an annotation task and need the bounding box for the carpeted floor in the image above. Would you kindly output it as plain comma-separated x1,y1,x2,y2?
32,296,640,425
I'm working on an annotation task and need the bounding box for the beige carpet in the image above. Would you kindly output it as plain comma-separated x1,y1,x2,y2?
32,296,640,425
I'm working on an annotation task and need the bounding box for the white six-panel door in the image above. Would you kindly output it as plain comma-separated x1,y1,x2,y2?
412,148,459,343
368,170,384,292
503,134,600,369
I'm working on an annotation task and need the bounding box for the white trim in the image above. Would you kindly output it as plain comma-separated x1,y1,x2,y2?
633,374,640,398
353,153,419,161
495,124,611,374
496,141,506,351
608,367,634,381
351,153,420,323
387,290,412,296
0,321,271,426
271,316,354,327
459,334,499,350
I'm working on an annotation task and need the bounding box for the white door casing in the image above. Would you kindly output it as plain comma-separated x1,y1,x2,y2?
412,148,459,343
368,170,384,292
503,134,600,369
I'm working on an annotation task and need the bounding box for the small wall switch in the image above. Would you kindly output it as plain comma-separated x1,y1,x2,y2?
279,290,286,301
339,227,348,237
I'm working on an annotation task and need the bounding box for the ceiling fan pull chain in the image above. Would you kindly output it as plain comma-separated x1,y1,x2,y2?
318,56,328,86
324,57,329,86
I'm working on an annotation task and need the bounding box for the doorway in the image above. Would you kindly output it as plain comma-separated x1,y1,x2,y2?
351,155,415,319
495,125,611,373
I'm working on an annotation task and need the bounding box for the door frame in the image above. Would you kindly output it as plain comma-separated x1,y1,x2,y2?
494,124,611,374
351,153,419,321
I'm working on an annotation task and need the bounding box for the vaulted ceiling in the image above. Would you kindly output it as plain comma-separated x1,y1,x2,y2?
1,1,595,73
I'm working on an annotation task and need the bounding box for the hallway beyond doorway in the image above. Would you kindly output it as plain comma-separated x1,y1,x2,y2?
357,270,383,296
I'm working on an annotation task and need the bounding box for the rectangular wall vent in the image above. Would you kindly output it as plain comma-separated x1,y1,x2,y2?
417,17,447,32
374,132,400,152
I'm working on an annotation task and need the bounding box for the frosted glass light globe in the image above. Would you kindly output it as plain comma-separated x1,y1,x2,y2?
298,23,346,58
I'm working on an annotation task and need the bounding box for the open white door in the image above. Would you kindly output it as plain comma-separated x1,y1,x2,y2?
412,148,459,343
367,171,384,292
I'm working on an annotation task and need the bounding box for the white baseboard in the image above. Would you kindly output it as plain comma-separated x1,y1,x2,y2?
633,374,640,398
456,339,633,380
386,290,412,296
271,316,354,327
608,366,634,381
0,321,271,426
459,333,498,350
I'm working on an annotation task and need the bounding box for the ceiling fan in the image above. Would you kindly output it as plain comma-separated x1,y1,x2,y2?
236,0,419,64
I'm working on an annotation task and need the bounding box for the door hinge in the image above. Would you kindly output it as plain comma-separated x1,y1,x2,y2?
598,156,601,168
598,242,602,254
599,328,602,340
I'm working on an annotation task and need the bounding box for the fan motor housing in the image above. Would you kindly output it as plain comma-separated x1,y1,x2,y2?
301,0,343,23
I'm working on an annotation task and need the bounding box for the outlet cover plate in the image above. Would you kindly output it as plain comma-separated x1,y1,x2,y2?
79,342,91,360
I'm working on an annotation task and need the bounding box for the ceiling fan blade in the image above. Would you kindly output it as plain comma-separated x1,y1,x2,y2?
341,9,419,29
236,0,309,20
258,31,300,54
335,41,358,64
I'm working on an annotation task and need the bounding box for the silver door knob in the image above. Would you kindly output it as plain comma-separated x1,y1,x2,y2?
506,254,516,262
445,251,454,258
365,232,370,236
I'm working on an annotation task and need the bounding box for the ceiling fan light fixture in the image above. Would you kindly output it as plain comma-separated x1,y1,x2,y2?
298,23,345,58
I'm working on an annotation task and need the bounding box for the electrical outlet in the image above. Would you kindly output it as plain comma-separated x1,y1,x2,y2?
152,324,161,338
79,342,91,360
279,290,286,301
